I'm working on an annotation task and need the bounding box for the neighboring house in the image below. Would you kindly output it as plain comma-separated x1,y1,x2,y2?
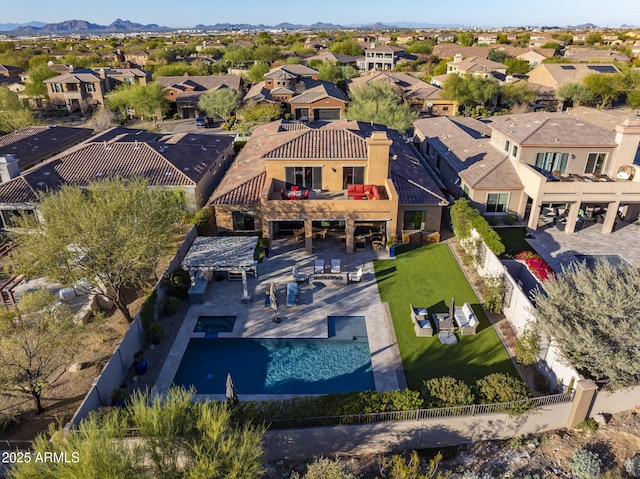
432,45,556,64
155,75,243,119
0,126,93,172
301,52,360,67
43,67,152,112
359,44,408,71
447,54,508,79
347,71,457,117
0,64,23,77
477,33,498,45
209,120,448,253
414,111,640,234
123,51,150,67
0,127,235,227
244,65,348,121
515,48,556,67
435,33,456,44
526,63,620,90
563,48,630,63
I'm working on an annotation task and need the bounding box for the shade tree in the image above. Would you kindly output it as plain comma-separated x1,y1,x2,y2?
198,87,241,128
346,82,417,133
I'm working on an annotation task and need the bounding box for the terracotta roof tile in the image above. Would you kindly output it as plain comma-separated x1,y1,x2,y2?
210,171,265,205
0,177,38,204
263,129,367,159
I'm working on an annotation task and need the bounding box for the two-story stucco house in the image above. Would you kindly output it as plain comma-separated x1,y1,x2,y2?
414,111,640,235
210,120,448,253
359,44,407,71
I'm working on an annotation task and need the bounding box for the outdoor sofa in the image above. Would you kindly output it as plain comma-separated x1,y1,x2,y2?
453,302,479,335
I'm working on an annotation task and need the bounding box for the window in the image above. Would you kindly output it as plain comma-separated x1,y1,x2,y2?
585,153,607,174
504,140,511,153
403,210,426,230
486,193,509,213
285,166,322,189
342,166,365,188
123,77,133,84
511,144,518,158
463,184,470,196
51,83,63,93
535,152,569,174
85,83,96,93
231,210,255,231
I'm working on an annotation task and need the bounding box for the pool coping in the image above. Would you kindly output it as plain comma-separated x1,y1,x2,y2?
154,257,401,400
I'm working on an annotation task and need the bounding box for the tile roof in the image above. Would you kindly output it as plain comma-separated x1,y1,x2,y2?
0,126,94,171
527,63,620,88
156,75,242,93
413,117,523,190
0,128,234,206
243,82,274,103
348,71,443,101
449,56,507,73
433,44,556,60
567,106,639,131
287,80,348,104
210,171,265,205
89,127,159,144
302,52,360,64
487,112,617,147
43,72,100,84
211,120,446,207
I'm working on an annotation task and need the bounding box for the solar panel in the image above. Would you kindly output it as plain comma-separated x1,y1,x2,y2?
588,65,617,73
560,65,576,70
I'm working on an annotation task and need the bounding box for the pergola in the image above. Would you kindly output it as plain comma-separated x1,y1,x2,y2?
181,236,259,302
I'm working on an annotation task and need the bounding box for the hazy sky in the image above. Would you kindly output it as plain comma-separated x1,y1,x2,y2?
1,0,638,27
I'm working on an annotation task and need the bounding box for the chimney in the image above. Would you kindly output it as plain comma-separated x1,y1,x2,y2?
0,155,21,183
366,131,393,185
614,117,640,168
69,64,75,72
453,53,463,63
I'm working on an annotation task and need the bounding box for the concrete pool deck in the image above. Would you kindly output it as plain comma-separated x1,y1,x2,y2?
527,221,640,271
155,238,403,401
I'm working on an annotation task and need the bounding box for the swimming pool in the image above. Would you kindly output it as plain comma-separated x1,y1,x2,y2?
172,316,375,394
574,254,631,270
193,316,236,336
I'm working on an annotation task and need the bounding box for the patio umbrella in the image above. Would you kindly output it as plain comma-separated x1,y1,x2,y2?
226,373,238,405
270,282,280,323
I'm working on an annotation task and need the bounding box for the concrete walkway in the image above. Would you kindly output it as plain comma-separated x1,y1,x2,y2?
155,238,403,401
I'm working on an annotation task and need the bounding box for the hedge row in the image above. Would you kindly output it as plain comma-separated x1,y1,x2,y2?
450,198,505,256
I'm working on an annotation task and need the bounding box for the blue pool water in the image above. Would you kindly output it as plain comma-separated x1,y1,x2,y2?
173,316,375,394
574,254,630,270
193,316,236,336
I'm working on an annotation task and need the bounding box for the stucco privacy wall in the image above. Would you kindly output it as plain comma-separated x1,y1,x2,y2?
263,402,573,460
66,227,197,428
465,231,581,389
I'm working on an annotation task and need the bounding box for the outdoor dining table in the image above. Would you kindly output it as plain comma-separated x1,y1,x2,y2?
433,312,455,333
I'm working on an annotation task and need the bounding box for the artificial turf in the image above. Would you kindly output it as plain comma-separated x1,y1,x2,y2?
374,243,518,391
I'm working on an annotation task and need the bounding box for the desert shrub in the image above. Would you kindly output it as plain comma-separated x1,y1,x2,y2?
291,457,358,479
0,412,21,433
378,450,446,479
140,289,158,331
504,214,516,225
476,373,531,415
192,207,210,235
570,449,602,479
483,273,505,314
515,328,541,366
625,453,640,477
164,269,191,299
577,418,600,433
422,376,474,408
460,472,493,479
164,296,181,316
487,216,500,226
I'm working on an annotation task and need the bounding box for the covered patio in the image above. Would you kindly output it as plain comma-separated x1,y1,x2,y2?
181,236,258,303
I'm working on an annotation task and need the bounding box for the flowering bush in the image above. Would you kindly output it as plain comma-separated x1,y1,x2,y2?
525,257,554,281
515,250,538,260
515,251,554,282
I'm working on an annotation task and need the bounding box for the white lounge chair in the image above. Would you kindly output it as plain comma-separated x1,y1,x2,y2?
314,259,325,273
348,267,363,282
292,266,308,283
330,258,341,273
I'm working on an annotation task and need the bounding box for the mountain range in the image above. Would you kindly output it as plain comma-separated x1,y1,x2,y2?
2,19,167,33
1,18,633,34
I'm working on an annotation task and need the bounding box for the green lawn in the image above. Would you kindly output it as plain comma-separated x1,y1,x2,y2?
374,244,518,391
495,227,536,258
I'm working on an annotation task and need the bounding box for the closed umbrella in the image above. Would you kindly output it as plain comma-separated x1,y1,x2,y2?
270,282,280,323
226,373,238,405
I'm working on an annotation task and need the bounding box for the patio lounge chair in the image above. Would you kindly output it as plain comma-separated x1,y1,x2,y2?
348,267,363,282
410,304,433,337
314,259,325,273
292,266,308,283
330,258,341,273
286,282,298,306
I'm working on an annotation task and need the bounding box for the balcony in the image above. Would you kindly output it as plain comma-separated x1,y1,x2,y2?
268,185,388,201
